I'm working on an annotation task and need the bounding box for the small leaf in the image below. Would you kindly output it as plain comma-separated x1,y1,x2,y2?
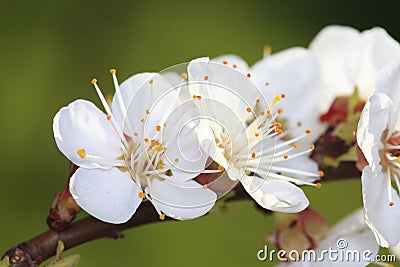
0,256,10,267
49,255,80,267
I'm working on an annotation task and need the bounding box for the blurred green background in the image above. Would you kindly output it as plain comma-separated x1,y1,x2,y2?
0,0,399,266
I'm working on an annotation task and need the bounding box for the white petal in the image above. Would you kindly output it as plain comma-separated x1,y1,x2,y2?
310,25,363,99
251,47,325,141
69,167,141,224
53,99,122,169
325,208,367,237
212,54,250,74
145,179,217,220
188,57,263,121
357,93,392,167
316,229,378,267
241,176,309,213
162,103,208,181
357,27,400,99
362,166,400,247
375,61,400,135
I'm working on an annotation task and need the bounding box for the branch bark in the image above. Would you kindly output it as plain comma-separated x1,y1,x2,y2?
2,163,360,267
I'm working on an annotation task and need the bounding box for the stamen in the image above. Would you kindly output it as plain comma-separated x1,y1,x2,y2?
146,109,150,114
232,64,237,68
310,144,315,150
270,94,281,108
292,143,297,148
316,183,322,189
91,78,112,115
77,149,86,159
203,184,208,190
149,79,154,85
204,76,209,81
134,132,139,137
318,170,324,177
109,68,127,117
251,152,256,159
283,155,289,159
265,82,270,87
138,191,146,199
107,115,112,121
222,60,228,65
281,94,286,98
196,95,202,100
305,129,312,134
175,158,179,163
156,125,162,131
247,73,251,78
159,214,165,220
246,107,252,113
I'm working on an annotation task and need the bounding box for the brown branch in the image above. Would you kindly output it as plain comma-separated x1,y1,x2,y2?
2,163,360,267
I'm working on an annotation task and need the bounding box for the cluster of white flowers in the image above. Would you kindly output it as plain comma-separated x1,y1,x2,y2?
53,24,400,265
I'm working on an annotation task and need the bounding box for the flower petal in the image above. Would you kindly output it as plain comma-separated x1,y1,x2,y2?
362,166,400,247
53,99,123,169
310,25,363,99
357,93,392,168
357,27,400,99
69,167,141,224
241,176,309,213
145,179,217,220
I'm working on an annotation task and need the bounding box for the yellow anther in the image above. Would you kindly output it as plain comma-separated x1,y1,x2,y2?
316,183,322,189
232,64,237,68
397,157,400,163
204,76,209,81
292,143,297,148
163,122,167,127
390,201,395,206
265,81,270,86
156,146,164,152
203,184,208,190
256,98,260,104
297,122,302,127
277,108,283,114
107,115,112,121
134,132,139,137
305,129,312,134
271,94,281,106
218,165,225,171
255,132,260,137
281,94,286,98
251,152,256,159
109,69,116,75
318,170,324,177
156,125,161,131
144,138,149,143
138,192,145,199
149,79,154,85
146,109,150,115
91,78,97,84
193,95,197,99
159,214,165,220
158,164,164,170
180,72,188,79
246,107,252,113
222,60,228,65
140,118,145,123
196,95,202,100
283,155,289,159
261,111,265,116
77,149,86,159
247,73,251,78
175,158,179,163
310,144,315,150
